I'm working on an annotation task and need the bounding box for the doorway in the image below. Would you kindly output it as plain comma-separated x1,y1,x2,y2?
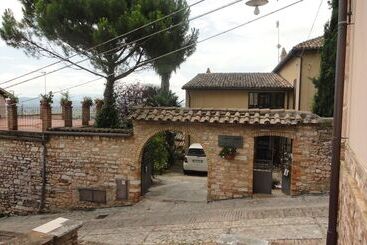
253,136,293,195
140,131,207,202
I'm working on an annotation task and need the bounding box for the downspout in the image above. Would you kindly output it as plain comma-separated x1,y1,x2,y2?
326,0,348,244
298,56,303,110
39,133,47,213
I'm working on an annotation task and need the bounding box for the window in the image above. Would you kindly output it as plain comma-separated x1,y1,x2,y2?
249,92,285,109
79,189,106,204
187,148,206,157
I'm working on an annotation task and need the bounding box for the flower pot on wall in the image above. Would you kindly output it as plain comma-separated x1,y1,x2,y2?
224,154,236,160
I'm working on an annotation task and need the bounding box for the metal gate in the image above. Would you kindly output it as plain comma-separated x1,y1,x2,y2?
253,160,273,194
253,136,293,195
141,146,153,195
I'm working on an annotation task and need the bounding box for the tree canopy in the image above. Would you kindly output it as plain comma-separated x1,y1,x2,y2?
312,0,338,117
1,0,198,127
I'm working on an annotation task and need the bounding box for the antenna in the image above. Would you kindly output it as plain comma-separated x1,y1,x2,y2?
276,20,281,63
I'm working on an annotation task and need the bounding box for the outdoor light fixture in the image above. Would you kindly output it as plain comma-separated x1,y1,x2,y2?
246,0,269,15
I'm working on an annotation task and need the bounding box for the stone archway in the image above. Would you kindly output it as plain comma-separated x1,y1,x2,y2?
135,123,206,198
130,108,332,201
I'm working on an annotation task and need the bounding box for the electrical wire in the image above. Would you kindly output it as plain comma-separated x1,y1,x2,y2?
0,0,206,86
14,0,304,105
3,0,245,89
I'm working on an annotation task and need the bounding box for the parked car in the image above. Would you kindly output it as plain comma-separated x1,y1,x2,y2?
183,143,208,174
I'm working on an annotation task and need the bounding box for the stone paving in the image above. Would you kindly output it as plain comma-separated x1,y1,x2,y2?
0,173,329,244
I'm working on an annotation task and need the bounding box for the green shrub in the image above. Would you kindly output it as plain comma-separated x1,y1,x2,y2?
145,133,169,175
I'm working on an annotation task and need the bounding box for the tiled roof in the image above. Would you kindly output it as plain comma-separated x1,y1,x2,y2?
130,107,321,125
273,36,324,73
294,36,324,49
182,73,293,90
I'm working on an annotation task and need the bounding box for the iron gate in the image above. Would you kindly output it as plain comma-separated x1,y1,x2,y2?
141,146,153,195
253,160,273,194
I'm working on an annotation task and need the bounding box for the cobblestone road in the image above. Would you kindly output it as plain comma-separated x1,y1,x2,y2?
0,173,328,244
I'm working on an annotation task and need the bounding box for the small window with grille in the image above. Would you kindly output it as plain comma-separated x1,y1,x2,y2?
79,188,106,204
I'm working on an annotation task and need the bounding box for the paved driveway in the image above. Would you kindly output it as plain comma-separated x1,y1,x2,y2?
0,173,328,244
145,172,207,203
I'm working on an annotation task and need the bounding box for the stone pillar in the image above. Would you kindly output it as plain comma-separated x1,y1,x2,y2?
63,101,73,127
95,100,104,116
40,101,52,131
82,103,91,126
6,99,18,131
61,106,65,120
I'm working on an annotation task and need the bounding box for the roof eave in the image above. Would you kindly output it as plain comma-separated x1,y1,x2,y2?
183,87,294,91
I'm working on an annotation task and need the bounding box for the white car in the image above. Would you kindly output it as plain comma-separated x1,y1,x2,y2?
183,143,208,173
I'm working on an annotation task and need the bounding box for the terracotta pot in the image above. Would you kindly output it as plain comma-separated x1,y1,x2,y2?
224,154,236,160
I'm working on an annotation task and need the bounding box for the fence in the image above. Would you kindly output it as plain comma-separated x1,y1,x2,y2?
0,101,96,132
17,105,41,131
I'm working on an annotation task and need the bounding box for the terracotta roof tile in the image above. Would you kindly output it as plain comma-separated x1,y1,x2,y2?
182,73,293,90
130,107,322,126
273,36,324,73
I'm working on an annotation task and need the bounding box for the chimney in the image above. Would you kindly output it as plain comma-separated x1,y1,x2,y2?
206,68,211,73
280,48,287,61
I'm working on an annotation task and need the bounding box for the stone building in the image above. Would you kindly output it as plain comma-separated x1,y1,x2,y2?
337,0,367,243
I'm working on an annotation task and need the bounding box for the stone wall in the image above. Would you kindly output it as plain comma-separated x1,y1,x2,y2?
0,120,332,214
133,121,332,200
0,135,43,215
45,134,139,211
338,144,367,244
291,122,332,195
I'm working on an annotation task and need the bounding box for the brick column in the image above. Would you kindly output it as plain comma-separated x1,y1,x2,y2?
61,105,65,120
63,101,73,127
82,103,91,126
6,99,18,131
95,100,104,116
40,101,52,131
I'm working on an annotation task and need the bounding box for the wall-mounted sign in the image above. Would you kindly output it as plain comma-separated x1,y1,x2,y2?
218,135,243,148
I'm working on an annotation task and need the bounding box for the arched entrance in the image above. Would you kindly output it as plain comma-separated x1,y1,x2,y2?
139,129,208,202
253,136,293,195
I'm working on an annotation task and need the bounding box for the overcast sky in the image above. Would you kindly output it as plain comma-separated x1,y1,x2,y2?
0,0,331,102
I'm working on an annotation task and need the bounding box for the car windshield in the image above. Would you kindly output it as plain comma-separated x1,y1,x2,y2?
187,148,206,157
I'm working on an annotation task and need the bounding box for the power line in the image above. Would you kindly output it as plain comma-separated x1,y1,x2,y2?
300,0,324,57
138,0,305,68
15,0,304,105
0,0,206,86
3,0,245,90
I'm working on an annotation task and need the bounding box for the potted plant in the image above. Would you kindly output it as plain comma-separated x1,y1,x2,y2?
94,98,104,114
82,97,94,107
60,91,71,106
219,147,237,160
40,91,54,105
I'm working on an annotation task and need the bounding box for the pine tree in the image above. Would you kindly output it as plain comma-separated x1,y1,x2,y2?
312,0,338,117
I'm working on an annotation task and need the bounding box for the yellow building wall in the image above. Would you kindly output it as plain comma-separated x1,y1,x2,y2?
277,51,321,112
300,51,321,111
277,57,299,110
187,90,248,109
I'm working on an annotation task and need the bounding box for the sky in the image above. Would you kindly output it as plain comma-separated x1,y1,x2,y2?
0,0,332,103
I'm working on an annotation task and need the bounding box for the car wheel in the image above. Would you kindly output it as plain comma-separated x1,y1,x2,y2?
183,169,189,175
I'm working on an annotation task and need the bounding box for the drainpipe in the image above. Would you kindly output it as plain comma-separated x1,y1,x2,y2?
326,0,348,244
39,133,47,213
